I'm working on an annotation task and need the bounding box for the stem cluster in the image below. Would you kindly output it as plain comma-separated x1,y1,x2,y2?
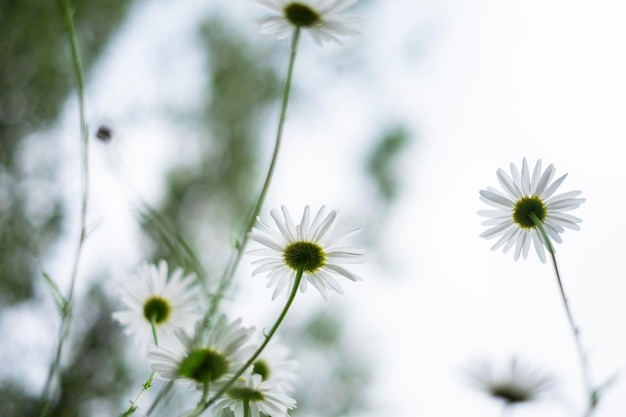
142,27,303,417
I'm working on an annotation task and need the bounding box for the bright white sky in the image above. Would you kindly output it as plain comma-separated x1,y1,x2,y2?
12,0,626,416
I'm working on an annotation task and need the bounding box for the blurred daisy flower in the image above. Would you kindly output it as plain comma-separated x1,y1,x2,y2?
248,205,364,300
112,260,201,348
148,315,256,388
479,158,585,262
253,0,361,45
211,373,297,417
465,357,556,406
251,337,298,392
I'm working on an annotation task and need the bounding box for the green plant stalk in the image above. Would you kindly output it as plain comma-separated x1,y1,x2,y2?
192,266,304,416
119,309,161,416
186,375,212,417
38,1,90,416
205,27,302,324
244,399,251,417
530,213,596,416
151,314,159,346
120,371,157,417
146,381,174,416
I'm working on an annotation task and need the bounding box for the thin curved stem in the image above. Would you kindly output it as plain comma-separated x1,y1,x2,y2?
530,213,596,416
197,266,304,416
548,251,595,416
205,27,302,323
119,318,160,417
120,371,157,417
38,1,89,415
146,381,174,416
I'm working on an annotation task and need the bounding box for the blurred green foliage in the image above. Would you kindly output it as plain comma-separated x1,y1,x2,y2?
145,18,280,284
44,286,133,417
367,126,411,203
1,0,135,414
289,310,372,417
0,0,132,305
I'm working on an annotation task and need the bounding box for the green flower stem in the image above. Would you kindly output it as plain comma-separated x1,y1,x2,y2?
185,376,212,417
529,213,555,255
200,266,305,415
205,27,302,323
120,371,157,417
38,1,89,416
146,381,174,416
150,315,159,345
244,399,251,417
119,318,160,417
530,213,596,416
202,377,211,405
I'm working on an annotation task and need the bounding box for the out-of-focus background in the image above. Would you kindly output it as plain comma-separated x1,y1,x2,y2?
2,0,626,416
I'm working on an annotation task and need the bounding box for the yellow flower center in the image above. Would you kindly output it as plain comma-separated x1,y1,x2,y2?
512,196,547,229
179,348,229,383
283,241,326,272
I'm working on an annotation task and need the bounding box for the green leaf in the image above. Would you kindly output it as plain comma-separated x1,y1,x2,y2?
366,126,412,202
42,272,69,317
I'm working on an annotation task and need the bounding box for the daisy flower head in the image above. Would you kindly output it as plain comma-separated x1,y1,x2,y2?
253,0,361,46
479,158,585,262
148,315,256,388
212,373,297,417
251,337,298,392
112,260,202,349
248,205,365,300
465,357,556,406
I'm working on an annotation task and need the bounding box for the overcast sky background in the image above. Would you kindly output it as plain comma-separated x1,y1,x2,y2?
18,0,626,416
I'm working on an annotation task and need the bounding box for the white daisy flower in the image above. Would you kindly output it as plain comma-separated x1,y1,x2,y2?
211,373,297,417
148,315,256,388
253,0,361,46
465,357,556,406
112,260,202,349
248,205,364,300
251,337,298,393
479,158,585,262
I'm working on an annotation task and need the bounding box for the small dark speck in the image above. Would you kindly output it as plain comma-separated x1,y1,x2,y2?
96,125,113,143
